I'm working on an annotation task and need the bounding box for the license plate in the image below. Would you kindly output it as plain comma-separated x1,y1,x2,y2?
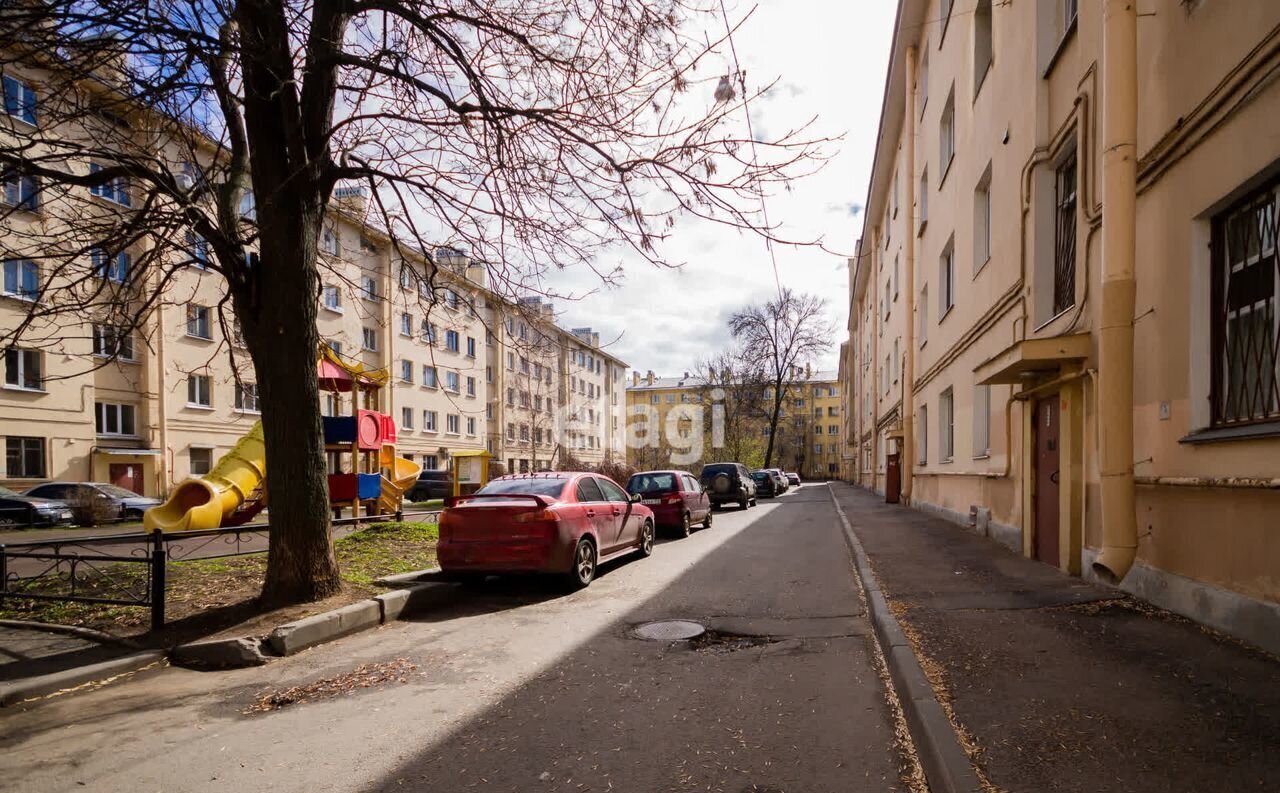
59,511,72,520
642,499,661,505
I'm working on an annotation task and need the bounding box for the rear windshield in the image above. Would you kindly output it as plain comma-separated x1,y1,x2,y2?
700,464,735,478
476,478,567,498
751,473,769,482
627,473,677,493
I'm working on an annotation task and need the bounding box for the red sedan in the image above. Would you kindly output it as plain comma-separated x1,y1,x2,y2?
625,470,713,538
438,472,655,589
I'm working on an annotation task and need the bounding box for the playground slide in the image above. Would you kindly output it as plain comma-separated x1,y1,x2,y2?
144,421,267,532
377,450,422,515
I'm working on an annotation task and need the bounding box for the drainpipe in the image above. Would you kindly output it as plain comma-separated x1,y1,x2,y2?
1093,0,1138,584
871,227,881,493
901,45,917,505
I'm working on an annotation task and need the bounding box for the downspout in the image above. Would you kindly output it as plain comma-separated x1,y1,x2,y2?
1093,0,1138,584
871,228,881,493
901,45,917,505
155,300,170,495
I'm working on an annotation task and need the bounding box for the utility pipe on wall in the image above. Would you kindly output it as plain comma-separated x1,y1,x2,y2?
1094,0,1139,584
901,45,917,505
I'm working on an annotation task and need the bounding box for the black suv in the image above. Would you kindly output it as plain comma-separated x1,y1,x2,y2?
699,462,757,510
405,469,453,502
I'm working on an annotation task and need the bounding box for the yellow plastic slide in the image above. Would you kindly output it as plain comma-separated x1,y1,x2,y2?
377,448,422,515
144,421,267,532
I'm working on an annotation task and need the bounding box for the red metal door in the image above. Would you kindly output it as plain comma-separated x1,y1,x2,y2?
885,454,901,504
109,463,143,495
1034,397,1061,567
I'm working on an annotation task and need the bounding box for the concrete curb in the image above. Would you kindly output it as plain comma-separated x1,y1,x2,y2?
0,650,165,708
372,566,444,588
0,618,139,648
828,484,982,793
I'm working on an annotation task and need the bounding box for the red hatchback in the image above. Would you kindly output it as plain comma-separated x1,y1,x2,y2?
438,472,655,589
624,470,712,538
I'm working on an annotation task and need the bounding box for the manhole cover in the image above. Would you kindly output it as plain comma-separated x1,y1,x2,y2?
633,620,706,641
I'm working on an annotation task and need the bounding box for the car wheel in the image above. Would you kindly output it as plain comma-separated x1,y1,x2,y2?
679,511,692,538
738,498,748,510
567,537,597,590
639,521,655,557
701,510,713,529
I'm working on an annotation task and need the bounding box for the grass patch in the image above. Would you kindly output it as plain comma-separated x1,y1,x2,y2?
406,499,444,510
0,521,438,639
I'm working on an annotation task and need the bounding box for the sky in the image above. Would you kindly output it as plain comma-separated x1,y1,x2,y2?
551,1,897,378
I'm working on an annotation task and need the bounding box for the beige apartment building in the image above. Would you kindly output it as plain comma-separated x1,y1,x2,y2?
0,59,625,496
841,0,1280,652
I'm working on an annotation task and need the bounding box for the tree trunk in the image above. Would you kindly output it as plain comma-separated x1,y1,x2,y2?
763,380,784,468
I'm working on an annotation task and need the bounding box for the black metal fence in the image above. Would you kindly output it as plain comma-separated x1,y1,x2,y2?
0,510,439,631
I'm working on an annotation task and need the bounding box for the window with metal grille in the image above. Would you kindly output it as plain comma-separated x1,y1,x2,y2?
1211,176,1278,426
1053,152,1078,315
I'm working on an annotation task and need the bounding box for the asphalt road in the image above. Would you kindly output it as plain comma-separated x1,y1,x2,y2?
0,485,906,793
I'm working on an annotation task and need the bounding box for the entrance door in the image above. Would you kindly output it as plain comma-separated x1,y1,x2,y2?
1034,397,1060,567
885,454,901,504
109,463,144,495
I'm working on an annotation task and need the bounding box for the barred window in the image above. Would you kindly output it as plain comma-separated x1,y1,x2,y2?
1053,151,1078,315
1212,176,1279,426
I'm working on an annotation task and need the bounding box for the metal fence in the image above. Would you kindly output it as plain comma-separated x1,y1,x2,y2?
0,509,440,631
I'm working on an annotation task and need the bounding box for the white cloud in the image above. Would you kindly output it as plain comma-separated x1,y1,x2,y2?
551,0,895,376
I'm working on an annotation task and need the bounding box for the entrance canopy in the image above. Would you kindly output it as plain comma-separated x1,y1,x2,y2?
974,334,1092,386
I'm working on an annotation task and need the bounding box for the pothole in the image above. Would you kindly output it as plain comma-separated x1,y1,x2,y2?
689,629,780,654
633,619,706,641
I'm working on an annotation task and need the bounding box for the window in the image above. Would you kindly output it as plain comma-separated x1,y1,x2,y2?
466,376,476,397
506,352,515,370
362,327,378,351
650,394,659,404
466,336,476,358
919,169,928,230
400,360,413,383
893,255,900,298
446,289,460,310
1,168,39,211
445,330,459,353
814,425,823,436
940,235,956,316
446,371,460,393
520,356,530,374
239,192,256,220
398,266,412,290
186,304,212,339
6,436,45,477
892,168,899,217
828,425,838,435
893,339,900,382
190,447,212,476
1053,151,1078,314
918,404,928,465
424,410,438,431
187,374,211,407
975,163,992,272
321,226,340,255
361,275,378,301
829,406,839,416
323,286,342,312
1211,176,1279,426
235,382,260,412
327,340,343,357
400,313,412,336
917,49,929,119
519,424,530,441
467,416,476,435
401,407,414,430
422,320,437,345
506,423,515,440
2,76,37,125
920,285,929,346
446,414,460,434
186,231,209,268
1064,0,1078,28
814,406,823,417
95,402,136,436
974,384,991,457
815,443,823,455
974,0,993,96
361,236,378,253
92,249,130,284
486,365,493,384
940,388,954,461
3,258,37,300
93,325,135,361
507,387,515,406
89,163,130,206
422,365,438,388
940,87,955,178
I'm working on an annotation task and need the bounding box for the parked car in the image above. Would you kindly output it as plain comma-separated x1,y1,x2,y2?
405,469,453,502
785,472,802,487
437,472,655,589
750,470,781,498
625,470,712,537
698,462,757,510
24,482,161,522
764,468,789,493
0,485,73,528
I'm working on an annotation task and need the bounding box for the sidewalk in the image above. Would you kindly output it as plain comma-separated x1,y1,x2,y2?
830,483,1280,793
0,623,163,707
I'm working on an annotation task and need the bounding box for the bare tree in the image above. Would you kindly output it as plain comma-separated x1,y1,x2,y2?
729,290,833,468
692,349,767,467
0,1,829,605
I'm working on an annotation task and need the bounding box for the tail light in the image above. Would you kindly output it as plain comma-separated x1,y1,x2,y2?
662,494,682,505
513,509,560,524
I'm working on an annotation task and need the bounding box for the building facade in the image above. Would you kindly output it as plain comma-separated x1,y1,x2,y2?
841,0,1280,653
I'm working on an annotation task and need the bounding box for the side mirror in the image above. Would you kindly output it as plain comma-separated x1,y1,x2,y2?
629,492,641,503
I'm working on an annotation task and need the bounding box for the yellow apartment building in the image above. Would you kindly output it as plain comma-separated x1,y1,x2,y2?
841,0,1280,653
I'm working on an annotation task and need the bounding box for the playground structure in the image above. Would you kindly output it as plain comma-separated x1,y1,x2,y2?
144,347,423,531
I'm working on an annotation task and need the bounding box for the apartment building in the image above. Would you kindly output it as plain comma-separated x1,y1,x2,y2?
842,0,1280,652
485,296,628,474
625,368,841,477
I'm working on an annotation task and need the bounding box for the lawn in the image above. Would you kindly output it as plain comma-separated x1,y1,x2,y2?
0,521,439,642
